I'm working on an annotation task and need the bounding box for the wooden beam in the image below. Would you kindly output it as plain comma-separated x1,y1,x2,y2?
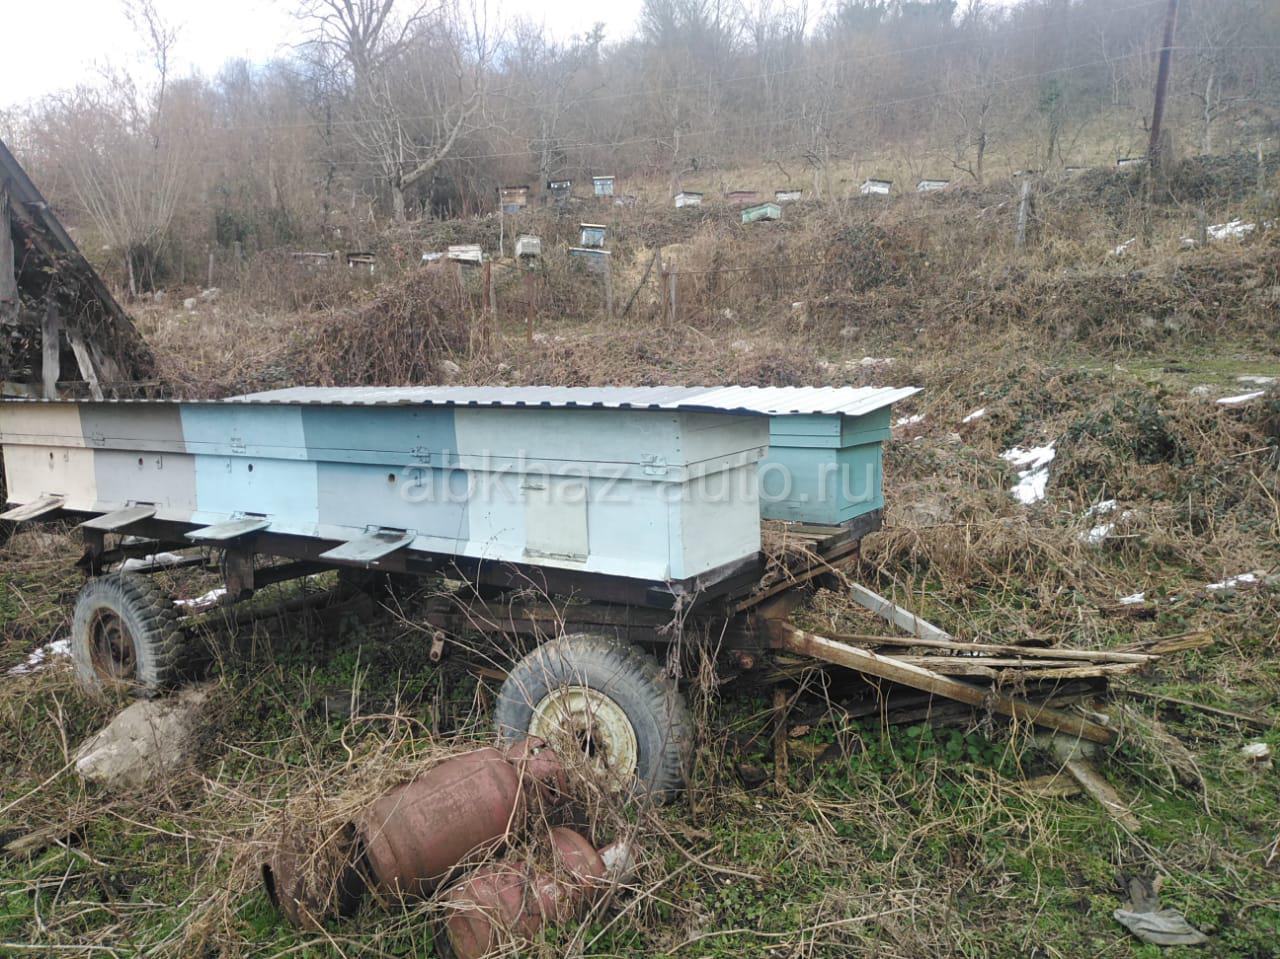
773,624,1116,744
66,326,104,400
846,583,953,641
41,299,62,399
826,632,1154,664
0,187,16,318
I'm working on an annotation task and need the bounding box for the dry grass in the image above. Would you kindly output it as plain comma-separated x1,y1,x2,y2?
2,158,1278,957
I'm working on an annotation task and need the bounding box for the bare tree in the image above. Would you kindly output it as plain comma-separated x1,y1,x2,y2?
299,0,493,221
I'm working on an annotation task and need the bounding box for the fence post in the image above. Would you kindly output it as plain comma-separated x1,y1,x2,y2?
1014,179,1032,252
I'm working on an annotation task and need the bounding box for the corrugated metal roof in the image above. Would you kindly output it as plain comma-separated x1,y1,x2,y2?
230,385,920,417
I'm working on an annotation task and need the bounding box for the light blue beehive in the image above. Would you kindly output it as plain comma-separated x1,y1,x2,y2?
759,407,892,526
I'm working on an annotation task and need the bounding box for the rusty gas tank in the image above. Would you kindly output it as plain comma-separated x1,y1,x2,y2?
262,823,367,929
358,739,567,900
443,827,635,959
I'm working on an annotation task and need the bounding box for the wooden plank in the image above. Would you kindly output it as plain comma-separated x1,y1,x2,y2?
828,635,1153,664
0,493,65,522
319,528,414,565
774,625,1116,744
1116,688,1276,731
846,583,953,641
79,504,158,532
66,326,104,400
1064,757,1141,831
41,299,61,399
185,517,271,542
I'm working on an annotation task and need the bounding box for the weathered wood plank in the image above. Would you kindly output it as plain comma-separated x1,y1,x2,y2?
846,583,953,641
825,632,1154,664
66,326,104,400
0,189,16,316
774,624,1116,744
41,299,62,399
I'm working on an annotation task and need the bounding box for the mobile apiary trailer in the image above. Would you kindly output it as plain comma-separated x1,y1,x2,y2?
2,384,957,797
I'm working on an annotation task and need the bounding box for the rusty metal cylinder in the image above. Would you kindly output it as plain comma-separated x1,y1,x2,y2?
262,823,367,929
358,739,567,900
443,827,634,959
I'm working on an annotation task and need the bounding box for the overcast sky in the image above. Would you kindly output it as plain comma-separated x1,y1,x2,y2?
2,0,1027,111
1,0,652,109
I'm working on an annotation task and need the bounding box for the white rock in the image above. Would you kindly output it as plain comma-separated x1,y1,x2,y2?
199,287,221,301
73,686,211,791
440,359,462,379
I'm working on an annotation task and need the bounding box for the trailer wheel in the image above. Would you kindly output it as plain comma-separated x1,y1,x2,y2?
71,573,186,697
494,634,692,800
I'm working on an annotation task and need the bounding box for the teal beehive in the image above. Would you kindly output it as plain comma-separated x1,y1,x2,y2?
759,407,892,525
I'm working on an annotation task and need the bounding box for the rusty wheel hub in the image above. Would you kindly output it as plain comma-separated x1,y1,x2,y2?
529,686,638,785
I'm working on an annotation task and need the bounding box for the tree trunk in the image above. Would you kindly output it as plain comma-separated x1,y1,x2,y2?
391,178,407,223
1201,73,1215,155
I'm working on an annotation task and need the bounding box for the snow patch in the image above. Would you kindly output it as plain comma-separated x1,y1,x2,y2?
120,552,187,572
1001,443,1056,505
174,588,227,610
962,407,986,423
1118,592,1145,606
895,413,925,427
1081,523,1114,545
8,637,71,676
1216,391,1265,406
1207,219,1255,241
1111,237,1136,256
1205,572,1259,593
1236,375,1275,386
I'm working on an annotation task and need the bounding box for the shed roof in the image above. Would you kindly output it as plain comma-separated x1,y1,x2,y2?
229,385,920,417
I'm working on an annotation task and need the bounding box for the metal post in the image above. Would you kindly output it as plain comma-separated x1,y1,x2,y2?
1147,0,1180,167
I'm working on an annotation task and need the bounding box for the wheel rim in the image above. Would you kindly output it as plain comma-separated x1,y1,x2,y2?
529,686,639,784
88,609,138,684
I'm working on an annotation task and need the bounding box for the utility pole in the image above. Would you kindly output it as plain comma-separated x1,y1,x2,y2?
1146,0,1179,168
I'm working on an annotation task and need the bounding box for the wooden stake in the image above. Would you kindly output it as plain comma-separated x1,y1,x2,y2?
1014,179,1032,252
772,686,790,791
523,269,535,345
604,255,614,318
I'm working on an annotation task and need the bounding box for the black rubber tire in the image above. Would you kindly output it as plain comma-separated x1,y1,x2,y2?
71,573,186,698
494,634,693,801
